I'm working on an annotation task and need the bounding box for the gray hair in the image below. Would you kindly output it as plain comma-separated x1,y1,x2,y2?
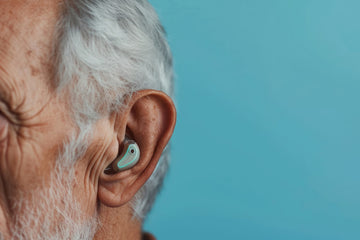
53,0,174,220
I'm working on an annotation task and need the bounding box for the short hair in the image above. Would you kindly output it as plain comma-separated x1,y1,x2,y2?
54,0,174,220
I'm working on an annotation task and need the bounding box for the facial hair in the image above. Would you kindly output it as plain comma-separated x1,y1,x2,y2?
3,144,98,240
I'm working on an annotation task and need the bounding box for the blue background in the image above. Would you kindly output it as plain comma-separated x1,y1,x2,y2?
145,0,360,239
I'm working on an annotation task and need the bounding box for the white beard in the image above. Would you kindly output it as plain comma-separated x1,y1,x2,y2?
2,145,99,240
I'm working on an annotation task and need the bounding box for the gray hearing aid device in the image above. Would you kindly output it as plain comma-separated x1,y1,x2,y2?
111,140,140,172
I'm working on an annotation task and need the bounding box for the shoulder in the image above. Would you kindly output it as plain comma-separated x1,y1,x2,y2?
143,232,156,240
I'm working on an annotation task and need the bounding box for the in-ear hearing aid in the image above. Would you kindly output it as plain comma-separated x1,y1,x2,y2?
105,140,140,173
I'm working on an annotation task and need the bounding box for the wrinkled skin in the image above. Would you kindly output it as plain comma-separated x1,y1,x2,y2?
0,1,102,237
0,0,115,238
0,1,176,239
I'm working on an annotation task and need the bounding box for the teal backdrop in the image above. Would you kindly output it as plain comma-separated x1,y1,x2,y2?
145,0,360,239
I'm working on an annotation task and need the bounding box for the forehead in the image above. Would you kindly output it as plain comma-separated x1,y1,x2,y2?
0,1,61,66
0,0,61,107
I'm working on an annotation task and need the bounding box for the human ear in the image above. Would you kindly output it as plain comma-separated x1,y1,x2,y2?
98,90,176,207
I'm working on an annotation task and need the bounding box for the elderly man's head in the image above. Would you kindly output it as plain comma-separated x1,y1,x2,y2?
0,0,175,239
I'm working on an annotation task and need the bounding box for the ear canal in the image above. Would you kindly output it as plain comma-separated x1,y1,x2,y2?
104,140,140,175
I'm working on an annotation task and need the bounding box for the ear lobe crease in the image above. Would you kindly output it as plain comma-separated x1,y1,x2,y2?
98,186,124,208
98,176,136,207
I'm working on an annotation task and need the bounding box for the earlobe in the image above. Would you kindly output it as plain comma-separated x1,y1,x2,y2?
98,90,176,208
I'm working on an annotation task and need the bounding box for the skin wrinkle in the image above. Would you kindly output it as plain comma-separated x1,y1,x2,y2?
82,153,100,206
0,118,8,144
16,98,53,130
0,130,20,227
7,130,25,187
0,1,176,238
0,71,24,117
0,132,11,235
0,75,36,133
19,137,44,171
80,123,118,208
0,106,12,127
0,96,60,188
0,7,73,233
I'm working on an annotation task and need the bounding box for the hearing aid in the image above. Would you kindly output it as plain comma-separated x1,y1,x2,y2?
106,140,140,173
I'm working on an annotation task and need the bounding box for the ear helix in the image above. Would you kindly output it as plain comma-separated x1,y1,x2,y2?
105,140,140,174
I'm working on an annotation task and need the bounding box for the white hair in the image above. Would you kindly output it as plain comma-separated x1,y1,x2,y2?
7,139,98,240
53,0,174,220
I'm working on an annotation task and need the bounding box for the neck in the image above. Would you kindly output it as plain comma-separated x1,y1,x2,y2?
94,203,142,240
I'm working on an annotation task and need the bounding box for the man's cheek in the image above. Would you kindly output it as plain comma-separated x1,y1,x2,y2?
0,127,31,186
